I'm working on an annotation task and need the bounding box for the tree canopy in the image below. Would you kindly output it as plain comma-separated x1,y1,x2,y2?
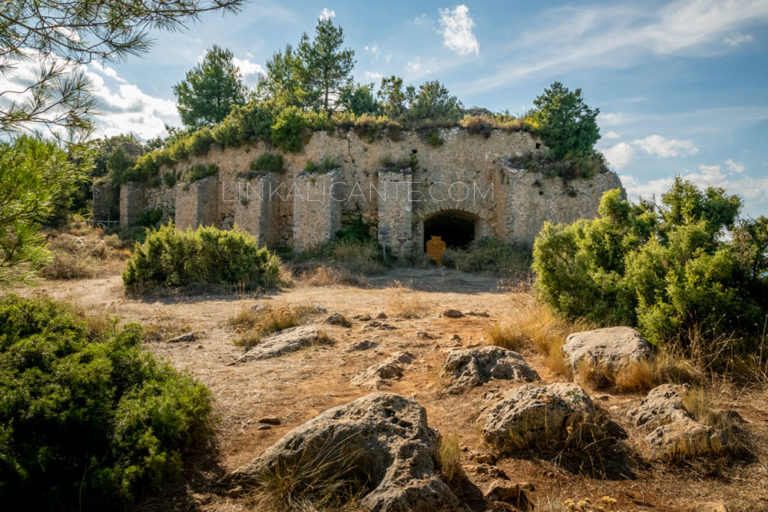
173,45,249,129
529,81,600,159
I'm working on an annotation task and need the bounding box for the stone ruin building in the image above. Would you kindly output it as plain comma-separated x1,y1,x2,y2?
94,127,624,256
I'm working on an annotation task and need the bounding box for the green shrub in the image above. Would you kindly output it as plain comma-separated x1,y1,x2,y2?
184,127,215,156
184,163,219,182
532,179,768,365
304,156,338,174
134,207,163,227
123,223,282,291
212,101,273,147
163,171,177,188
443,237,532,276
424,130,444,147
270,106,310,152
251,153,284,172
0,295,213,509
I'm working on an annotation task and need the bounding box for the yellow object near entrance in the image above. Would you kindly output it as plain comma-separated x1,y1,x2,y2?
426,235,447,267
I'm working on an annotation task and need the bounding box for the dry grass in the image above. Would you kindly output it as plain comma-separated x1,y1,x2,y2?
301,266,369,287
141,319,194,343
386,282,429,318
40,227,129,279
485,321,527,352
436,434,464,485
501,294,594,377
70,302,118,338
245,434,368,512
228,304,317,349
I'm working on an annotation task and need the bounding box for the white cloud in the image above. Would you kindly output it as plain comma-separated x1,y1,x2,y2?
469,0,768,91
319,8,335,21
364,44,379,55
438,5,479,56
602,142,636,169
407,57,422,73
723,32,753,46
599,112,624,125
364,71,383,82
232,57,265,77
633,134,699,158
725,158,745,173
603,130,620,139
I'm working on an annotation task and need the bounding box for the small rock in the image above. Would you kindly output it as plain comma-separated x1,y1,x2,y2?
474,452,497,465
351,352,416,389
687,502,729,512
628,384,690,427
313,305,327,314
250,304,267,312
441,346,540,393
345,339,378,352
484,481,530,510
467,311,490,317
416,331,434,339
443,309,465,318
451,334,462,341
257,425,272,431
167,332,195,343
231,325,330,363
562,326,653,378
258,417,281,425
326,313,351,328
353,314,372,321
376,312,388,319
471,463,509,480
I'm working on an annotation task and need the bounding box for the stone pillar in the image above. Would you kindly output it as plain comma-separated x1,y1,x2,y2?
119,182,144,229
377,169,413,257
292,169,341,251
174,175,219,230
233,173,277,246
93,181,113,221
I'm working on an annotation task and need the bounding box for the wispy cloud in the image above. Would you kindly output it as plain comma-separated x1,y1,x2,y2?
469,0,768,91
438,5,480,56
319,8,335,21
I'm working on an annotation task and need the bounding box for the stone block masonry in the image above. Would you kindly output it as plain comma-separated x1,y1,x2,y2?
174,175,219,230
292,169,342,251
377,169,413,257
114,128,624,254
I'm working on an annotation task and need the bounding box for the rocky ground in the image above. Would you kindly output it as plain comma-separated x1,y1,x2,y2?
21,267,768,512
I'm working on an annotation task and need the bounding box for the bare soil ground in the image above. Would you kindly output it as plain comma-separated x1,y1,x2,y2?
20,267,768,512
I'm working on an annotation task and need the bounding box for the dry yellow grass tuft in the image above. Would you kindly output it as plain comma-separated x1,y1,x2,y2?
436,434,464,485
40,226,128,280
302,265,369,287
498,293,593,377
228,304,317,349
484,321,527,352
386,282,429,318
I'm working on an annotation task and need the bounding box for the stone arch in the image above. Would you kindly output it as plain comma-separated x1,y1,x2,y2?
415,208,495,252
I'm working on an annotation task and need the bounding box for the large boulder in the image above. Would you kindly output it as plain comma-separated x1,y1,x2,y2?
482,383,597,451
628,384,725,460
227,393,464,512
232,325,329,363
562,326,653,377
441,347,540,393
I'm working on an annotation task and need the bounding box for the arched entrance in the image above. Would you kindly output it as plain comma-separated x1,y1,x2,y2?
423,210,479,251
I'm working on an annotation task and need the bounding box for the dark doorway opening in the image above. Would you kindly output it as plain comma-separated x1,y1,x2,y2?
423,210,477,250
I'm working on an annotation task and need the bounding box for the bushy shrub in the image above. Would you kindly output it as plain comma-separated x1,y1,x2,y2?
123,223,282,290
304,156,338,174
251,152,284,172
532,179,768,364
270,106,310,152
212,101,273,147
0,295,213,509
184,163,219,182
162,171,177,188
184,127,215,156
443,237,532,276
424,130,444,147
134,207,163,227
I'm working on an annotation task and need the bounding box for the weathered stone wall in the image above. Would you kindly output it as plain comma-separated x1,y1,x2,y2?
119,183,144,229
174,176,219,230
92,182,114,221
377,169,413,257
292,169,342,251
114,127,623,251
504,165,625,246
233,173,279,246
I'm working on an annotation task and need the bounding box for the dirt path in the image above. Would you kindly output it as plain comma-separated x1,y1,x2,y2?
19,269,768,512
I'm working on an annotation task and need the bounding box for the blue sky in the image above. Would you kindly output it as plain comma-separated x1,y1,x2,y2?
82,0,768,217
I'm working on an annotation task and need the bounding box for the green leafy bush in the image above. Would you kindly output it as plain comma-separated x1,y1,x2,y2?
123,223,282,291
162,171,177,188
184,163,219,182
532,179,768,363
212,101,273,147
251,152,284,172
424,130,445,147
270,106,310,152
0,295,213,509
134,207,163,227
303,156,338,174
444,237,532,276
